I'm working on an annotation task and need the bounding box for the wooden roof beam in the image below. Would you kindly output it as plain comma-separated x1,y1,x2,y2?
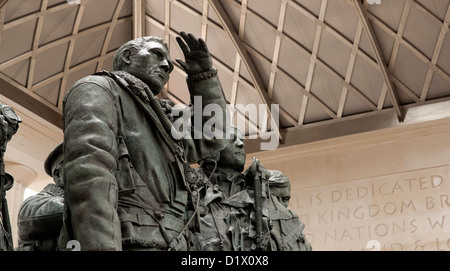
208,0,282,143
353,0,404,121
58,1,85,109
420,4,450,101
132,0,144,39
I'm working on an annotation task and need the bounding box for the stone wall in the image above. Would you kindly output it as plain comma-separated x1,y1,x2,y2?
249,117,450,251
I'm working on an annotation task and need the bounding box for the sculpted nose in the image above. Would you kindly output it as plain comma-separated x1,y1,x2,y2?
236,138,245,149
160,58,170,73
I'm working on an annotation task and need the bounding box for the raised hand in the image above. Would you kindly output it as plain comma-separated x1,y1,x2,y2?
175,31,212,75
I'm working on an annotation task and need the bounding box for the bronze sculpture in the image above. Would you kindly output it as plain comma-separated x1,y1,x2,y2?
58,32,229,251
266,169,312,251
192,127,247,251
192,127,312,251
0,101,21,251
17,142,64,251
13,31,309,252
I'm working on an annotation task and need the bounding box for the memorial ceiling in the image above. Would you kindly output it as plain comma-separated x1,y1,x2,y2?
0,0,449,153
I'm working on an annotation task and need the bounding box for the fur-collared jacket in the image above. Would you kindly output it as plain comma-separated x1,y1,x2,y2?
58,69,229,251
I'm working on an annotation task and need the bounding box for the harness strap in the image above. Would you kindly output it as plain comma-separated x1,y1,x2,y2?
96,70,200,250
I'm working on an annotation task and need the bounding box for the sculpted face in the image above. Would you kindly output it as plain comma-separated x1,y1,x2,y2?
268,170,291,208
270,185,291,208
218,128,246,172
125,40,173,95
52,162,64,189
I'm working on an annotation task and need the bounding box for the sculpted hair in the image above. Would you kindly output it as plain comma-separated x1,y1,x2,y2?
113,36,171,71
